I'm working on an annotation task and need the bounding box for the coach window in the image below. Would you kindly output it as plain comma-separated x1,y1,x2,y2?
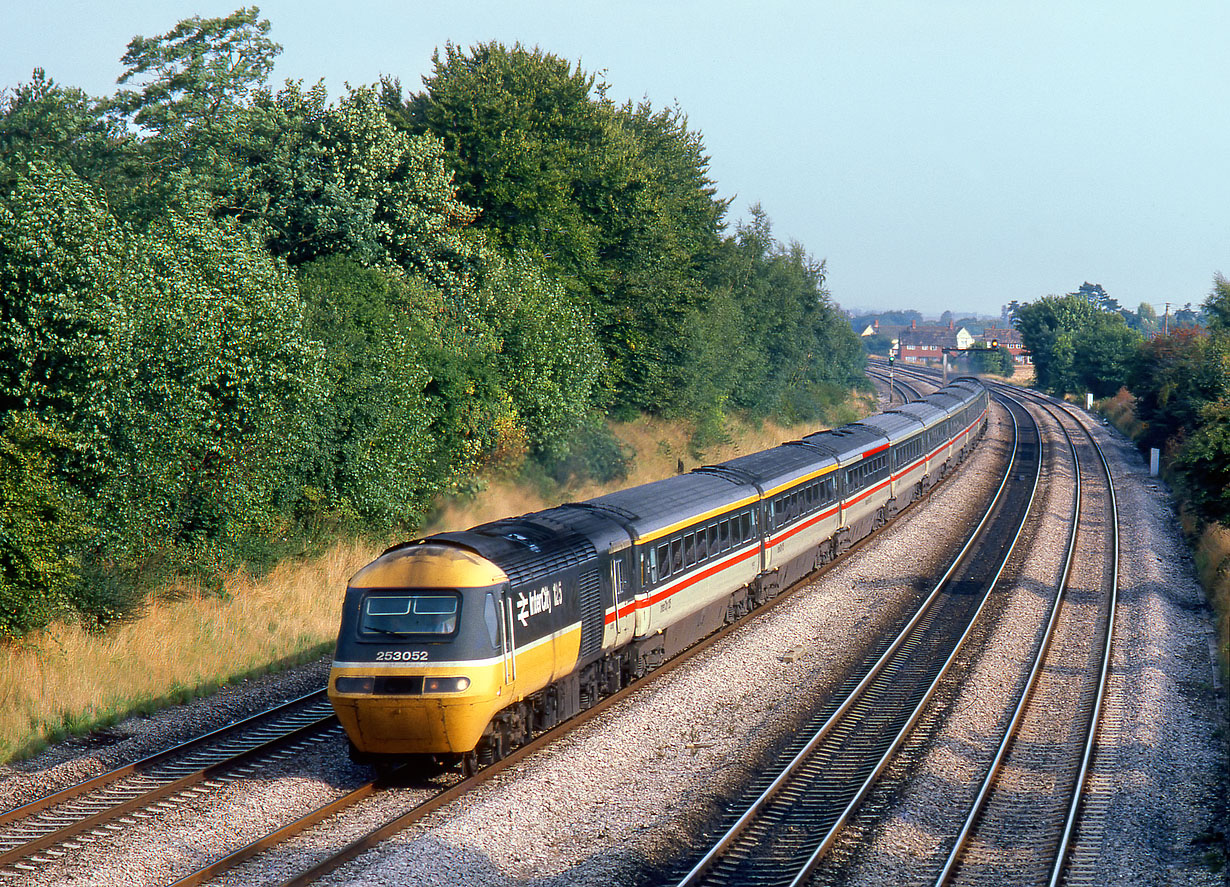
656,542,670,580
671,538,683,573
718,519,730,550
683,533,695,567
708,524,719,555
695,529,708,562
743,511,753,540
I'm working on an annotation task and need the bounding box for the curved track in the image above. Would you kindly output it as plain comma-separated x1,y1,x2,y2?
933,385,1119,887
163,387,999,887
669,391,1036,887
868,360,1121,887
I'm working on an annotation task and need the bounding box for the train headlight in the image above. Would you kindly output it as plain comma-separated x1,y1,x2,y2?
423,676,471,693
334,676,375,694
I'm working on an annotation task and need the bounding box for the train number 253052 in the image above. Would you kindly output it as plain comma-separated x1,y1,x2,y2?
374,650,428,662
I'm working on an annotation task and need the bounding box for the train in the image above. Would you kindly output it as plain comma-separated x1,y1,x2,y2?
328,377,990,771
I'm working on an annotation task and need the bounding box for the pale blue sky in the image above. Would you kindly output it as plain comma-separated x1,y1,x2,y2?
4,1,1226,318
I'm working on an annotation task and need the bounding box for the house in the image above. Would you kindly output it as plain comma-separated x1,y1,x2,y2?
896,320,974,363
981,324,1030,364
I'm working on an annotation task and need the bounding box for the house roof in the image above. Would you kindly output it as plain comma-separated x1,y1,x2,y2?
899,326,967,348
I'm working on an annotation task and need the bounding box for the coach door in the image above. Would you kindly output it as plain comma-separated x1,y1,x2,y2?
607,547,636,648
499,584,517,685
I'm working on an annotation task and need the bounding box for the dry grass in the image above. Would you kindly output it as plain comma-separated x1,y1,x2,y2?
1194,523,1230,681
0,399,871,763
0,539,382,762
1098,388,1146,441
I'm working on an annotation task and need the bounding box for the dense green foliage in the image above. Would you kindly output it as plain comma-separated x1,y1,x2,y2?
0,15,865,638
967,344,1014,376
1128,279,1230,524
1014,293,1142,396
1019,280,1230,526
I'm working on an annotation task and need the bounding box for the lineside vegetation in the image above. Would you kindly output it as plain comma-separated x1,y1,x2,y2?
0,11,865,650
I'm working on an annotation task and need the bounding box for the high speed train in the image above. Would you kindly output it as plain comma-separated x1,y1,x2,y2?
328,378,989,770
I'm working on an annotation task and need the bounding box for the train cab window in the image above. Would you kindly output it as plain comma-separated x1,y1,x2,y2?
671,538,684,573
361,592,459,637
484,592,500,649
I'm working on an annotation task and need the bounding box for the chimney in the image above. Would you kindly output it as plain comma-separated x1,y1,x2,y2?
911,319,916,330
874,319,879,330
948,319,953,330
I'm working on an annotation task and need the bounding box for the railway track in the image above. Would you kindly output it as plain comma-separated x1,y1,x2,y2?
865,368,923,405
8,385,995,887
668,391,1038,887
859,361,1122,886
0,690,338,878
931,385,1118,887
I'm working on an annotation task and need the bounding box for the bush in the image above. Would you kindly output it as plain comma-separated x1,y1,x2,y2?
0,413,90,640
534,416,632,486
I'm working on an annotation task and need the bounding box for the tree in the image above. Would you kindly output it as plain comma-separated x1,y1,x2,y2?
0,158,124,486
0,69,133,198
1072,315,1141,397
1130,329,1229,451
1173,401,1230,523
96,202,326,567
1014,294,1138,395
395,43,730,412
1206,274,1230,333
471,251,607,456
107,8,279,179
239,82,480,288
1074,281,1118,312
0,412,89,639
1014,295,1096,393
398,43,613,293
717,207,863,421
970,344,1012,376
296,256,462,527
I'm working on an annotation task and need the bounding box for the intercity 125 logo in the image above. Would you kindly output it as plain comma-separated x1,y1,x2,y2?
516,580,564,626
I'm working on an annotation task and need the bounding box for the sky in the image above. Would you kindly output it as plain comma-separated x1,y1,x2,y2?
3,1,1227,319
